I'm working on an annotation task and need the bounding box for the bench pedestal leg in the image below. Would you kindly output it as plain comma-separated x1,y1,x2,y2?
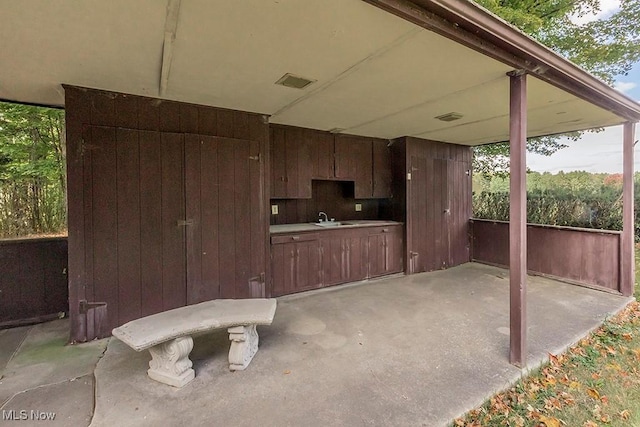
228,325,259,371
147,336,195,387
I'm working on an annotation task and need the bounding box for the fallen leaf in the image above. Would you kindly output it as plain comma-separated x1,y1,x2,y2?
569,381,581,390
587,388,600,400
600,395,609,405
538,415,561,427
601,414,611,423
620,409,631,420
622,332,633,341
583,421,598,427
283,370,291,375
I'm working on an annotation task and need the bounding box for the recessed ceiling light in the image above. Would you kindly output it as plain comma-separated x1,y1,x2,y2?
435,112,463,122
275,73,316,89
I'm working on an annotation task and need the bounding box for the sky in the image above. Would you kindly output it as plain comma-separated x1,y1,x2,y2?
526,0,640,174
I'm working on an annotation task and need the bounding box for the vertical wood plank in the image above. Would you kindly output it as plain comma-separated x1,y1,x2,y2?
217,109,234,138
218,138,236,297
161,133,186,310
90,126,119,335
198,107,217,135
115,94,138,129
159,101,180,133
180,104,199,134
185,134,203,304
64,87,89,341
138,98,160,131
234,139,252,298
116,128,141,324
200,136,221,300
139,131,164,316
82,126,95,340
90,91,116,127
249,115,267,297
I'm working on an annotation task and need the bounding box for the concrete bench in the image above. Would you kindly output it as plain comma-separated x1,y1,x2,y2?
112,298,277,388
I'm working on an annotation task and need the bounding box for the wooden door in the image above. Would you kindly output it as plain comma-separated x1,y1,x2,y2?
185,135,264,303
75,128,264,340
408,156,450,273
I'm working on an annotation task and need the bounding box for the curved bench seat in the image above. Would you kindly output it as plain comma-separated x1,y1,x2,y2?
112,298,277,388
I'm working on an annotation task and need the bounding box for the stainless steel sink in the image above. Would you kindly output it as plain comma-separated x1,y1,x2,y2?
313,221,342,227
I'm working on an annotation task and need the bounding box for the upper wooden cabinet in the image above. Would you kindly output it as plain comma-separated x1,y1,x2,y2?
372,139,392,199
335,135,373,199
270,126,312,199
270,126,393,199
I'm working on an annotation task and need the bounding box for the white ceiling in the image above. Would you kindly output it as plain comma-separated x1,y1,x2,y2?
0,0,626,145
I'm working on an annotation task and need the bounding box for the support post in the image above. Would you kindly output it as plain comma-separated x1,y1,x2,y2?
508,70,527,367
621,122,636,296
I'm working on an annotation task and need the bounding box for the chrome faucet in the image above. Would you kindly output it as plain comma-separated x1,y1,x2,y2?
318,211,329,222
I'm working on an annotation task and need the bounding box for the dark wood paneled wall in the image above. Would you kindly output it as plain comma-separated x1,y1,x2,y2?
270,180,381,225
391,137,472,273
0,238,68,324
471,219,621,292
65,86,269,342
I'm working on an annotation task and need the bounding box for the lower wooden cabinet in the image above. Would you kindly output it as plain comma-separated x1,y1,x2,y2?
271,225,403,296
271,233,322,296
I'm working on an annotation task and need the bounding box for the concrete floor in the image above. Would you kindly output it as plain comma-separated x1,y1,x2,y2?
0,263,632,427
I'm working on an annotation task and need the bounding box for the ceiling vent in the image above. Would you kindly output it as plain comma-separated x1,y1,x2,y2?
275,73,316,89
435,112,463,122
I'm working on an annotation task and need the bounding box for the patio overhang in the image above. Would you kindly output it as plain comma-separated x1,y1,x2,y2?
1,0,638,145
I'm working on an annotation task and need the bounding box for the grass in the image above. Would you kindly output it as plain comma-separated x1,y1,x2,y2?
452,251,640,427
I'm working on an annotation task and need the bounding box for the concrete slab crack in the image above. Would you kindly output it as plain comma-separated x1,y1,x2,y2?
88,338,110,427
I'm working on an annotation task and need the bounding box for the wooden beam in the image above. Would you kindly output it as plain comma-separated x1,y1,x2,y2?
508,70,527,367
159,0,181,97
621,122,636,296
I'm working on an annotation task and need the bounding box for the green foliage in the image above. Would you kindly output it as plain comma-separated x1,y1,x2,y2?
0,102,67,237
473,171,640,239
472,0,640,174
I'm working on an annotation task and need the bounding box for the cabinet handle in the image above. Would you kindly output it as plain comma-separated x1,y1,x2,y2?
382,228,389,233
291,236,300,241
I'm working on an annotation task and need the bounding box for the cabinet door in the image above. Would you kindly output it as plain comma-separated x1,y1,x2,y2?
386,226,404,274
367,233,385,278
270,127,312,199
271,242,295,296
270,127,287,198
368,226,404,277
320,234,345,286
311,131,335,179
335,135,373,198
344,234,368,282
372,139,392,198
294,239,322,291
286,127,312,198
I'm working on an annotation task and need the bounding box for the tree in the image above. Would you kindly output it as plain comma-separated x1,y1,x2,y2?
473,0,640,176
0,101,66,236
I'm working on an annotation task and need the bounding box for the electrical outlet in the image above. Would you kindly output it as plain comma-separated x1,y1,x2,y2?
271,205,279,215
355,203,362,212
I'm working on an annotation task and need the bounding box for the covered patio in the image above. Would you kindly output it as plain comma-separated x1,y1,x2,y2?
1,264,630,426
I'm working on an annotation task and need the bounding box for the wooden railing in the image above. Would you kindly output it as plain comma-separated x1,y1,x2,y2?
470,219,621,293
0,237,68,325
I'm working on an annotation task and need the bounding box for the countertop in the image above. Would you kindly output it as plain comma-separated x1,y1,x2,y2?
270,220,403,234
